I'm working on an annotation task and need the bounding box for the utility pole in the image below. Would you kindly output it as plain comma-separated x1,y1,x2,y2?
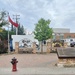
13,14,20,35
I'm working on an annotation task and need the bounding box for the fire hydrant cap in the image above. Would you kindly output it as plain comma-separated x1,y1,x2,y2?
11,57,18,64
12,57,16,60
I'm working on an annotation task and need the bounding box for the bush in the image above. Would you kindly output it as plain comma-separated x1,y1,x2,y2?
0,41,8,54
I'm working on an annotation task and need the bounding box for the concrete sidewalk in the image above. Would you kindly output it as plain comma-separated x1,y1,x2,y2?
0,67,75,75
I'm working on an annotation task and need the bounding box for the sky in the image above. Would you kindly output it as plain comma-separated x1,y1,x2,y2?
0,0,75,33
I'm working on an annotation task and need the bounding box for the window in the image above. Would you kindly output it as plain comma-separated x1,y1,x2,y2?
67,36,71,39
60,36,64,40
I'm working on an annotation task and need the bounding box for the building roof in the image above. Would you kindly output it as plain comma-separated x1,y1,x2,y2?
52,28,70,33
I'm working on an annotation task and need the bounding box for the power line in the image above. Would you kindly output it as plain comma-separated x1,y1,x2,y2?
13,14,20,23
11,14,20,31
13,14,20,35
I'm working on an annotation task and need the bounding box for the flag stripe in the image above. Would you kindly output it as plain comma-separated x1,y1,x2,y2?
9,16,18,27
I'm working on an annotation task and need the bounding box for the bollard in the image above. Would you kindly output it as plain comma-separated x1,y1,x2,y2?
11,57,18,72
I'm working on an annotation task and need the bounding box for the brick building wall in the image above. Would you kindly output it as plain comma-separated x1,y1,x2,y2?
64,33,75,39
53,33,75,40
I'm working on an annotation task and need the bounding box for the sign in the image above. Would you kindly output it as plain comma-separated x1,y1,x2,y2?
57,48,75,58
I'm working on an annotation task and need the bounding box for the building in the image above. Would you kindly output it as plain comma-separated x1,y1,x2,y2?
52,28,75,40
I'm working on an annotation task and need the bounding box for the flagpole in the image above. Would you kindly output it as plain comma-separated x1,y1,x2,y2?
8,25,10,53
7,12,10,53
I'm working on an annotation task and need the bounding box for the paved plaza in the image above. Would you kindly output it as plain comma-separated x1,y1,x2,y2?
0,53,58,68
0,53,75,75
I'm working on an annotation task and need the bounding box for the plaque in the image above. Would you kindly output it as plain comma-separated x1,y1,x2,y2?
57,48,75,58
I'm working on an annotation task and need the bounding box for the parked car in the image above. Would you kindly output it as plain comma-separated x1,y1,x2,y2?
70,42,75,47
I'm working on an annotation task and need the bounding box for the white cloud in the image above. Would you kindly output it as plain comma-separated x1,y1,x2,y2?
0,0,75,32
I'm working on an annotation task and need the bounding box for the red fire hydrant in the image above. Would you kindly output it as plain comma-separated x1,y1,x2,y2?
11,57,18,72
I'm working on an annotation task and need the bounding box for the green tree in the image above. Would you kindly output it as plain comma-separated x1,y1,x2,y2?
0,11,9,40
0,29,14,40
13,24,25,35
34,18,53,53
0,11,14,39
0,11,8,27
0,11,16,53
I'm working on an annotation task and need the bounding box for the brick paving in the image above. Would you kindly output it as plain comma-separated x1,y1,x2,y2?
0,53,58,68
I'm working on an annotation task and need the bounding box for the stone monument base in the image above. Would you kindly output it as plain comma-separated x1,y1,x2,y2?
57,63,75,67
57,59,75,67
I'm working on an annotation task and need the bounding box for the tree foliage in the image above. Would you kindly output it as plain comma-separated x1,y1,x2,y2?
34,18,53,41
0,29,14,40
0,11,8,27
13,24,25,35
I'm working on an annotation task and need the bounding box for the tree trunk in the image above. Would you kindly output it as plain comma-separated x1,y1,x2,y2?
40,41,43,53
51,39,52,52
